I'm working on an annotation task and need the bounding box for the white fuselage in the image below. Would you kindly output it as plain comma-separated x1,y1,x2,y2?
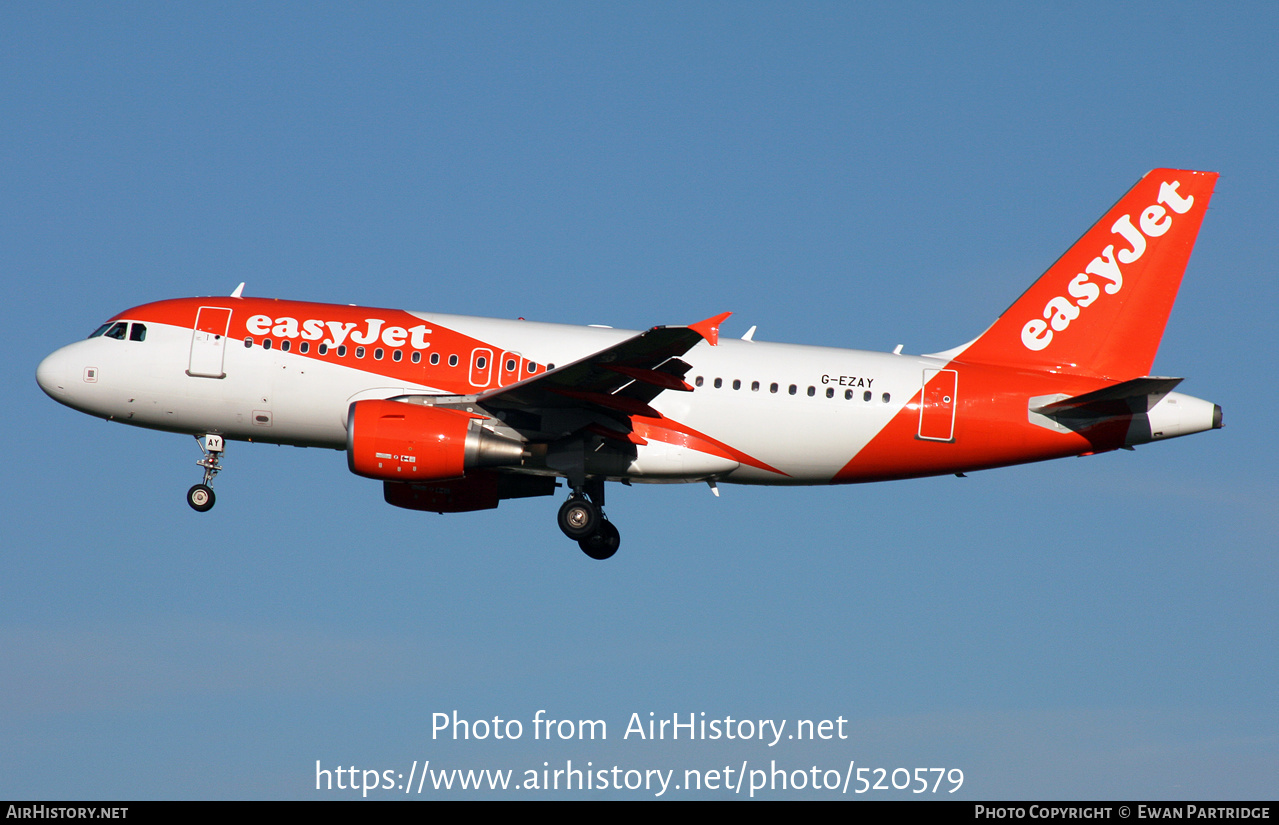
36,309,932,484
35,299,1220,492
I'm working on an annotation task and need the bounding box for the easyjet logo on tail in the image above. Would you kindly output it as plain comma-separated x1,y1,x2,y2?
1020,180,1197,352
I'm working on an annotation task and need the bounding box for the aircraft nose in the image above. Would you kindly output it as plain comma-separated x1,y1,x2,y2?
36,347,72,399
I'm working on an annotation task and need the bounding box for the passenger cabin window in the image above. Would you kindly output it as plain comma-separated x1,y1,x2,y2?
318,343,328,355
300,342,309,354
280,339,290,352
429,352,439,365
448,354,458,367
411,351,421,364
392,350,401,362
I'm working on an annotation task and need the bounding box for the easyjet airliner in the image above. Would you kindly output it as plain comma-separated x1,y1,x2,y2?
37,169,1222,559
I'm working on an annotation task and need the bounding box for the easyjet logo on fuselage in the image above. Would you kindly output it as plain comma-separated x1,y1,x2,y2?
244,314,433,350
1020,179,1197,352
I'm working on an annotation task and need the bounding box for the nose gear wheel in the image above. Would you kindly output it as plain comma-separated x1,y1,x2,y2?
187,484,215,512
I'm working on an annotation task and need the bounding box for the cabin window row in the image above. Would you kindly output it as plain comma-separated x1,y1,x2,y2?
246,337,452,364
693,375,890,404
242,338,553,374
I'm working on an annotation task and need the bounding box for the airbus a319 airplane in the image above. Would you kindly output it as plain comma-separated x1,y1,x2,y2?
37,169,1222,559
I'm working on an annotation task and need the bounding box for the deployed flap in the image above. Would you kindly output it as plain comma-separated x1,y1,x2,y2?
1032,376,1183,417
478,313,730,416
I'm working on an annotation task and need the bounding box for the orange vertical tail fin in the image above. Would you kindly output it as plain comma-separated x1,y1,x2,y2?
949,169,1217,379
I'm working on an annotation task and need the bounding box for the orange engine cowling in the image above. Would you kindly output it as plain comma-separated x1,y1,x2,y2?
346,399,526,482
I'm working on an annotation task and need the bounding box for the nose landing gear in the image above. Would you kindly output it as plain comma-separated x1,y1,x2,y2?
188,434,224,512
557,481,621,560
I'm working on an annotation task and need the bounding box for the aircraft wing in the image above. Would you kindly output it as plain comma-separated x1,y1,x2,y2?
477,312,731,422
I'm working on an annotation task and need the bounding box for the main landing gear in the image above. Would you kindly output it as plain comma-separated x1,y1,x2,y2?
557,482,620,560
187,434,224,512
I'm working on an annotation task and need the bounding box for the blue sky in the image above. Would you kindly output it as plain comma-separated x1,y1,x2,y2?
3,2,1275,799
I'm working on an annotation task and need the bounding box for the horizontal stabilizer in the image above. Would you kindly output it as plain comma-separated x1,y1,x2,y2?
1032,376,1183,417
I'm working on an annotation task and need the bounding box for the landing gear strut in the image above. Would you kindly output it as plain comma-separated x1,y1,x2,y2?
188,434,224,512
557,480,621,560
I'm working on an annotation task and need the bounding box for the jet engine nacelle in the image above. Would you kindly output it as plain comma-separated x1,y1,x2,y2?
346,399,526,482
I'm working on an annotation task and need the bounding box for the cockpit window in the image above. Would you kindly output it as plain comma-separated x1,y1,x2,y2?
104,322,128,340
129,323,147,342
88,323,112,339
